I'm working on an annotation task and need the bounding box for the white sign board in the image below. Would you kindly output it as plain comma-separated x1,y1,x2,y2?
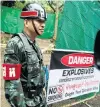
47,49,100,104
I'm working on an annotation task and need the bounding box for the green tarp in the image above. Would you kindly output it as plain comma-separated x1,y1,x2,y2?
1,6,55,39
56,1,100,52
55,1,100,100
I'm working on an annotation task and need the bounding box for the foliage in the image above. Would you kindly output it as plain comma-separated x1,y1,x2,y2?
1,33,11,44
13,1,26,9
1,0,65,13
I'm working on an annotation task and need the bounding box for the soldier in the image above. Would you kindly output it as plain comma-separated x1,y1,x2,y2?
3,3,47,107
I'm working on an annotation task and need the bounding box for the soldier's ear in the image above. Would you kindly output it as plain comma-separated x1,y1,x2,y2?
24,19,29,27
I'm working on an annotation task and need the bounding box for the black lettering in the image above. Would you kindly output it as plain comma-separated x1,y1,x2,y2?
91,67,94,73
62,70,67,76
80,69,84,74
67,70,71,76
77,69,81,75
49,87,57,95
71,69,75,75
48,94,62,101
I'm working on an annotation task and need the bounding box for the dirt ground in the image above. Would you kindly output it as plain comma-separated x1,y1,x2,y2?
1,33,100,107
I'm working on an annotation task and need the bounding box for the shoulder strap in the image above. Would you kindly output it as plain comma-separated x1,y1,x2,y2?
18,33,43,64
17,33,32,51
17,33,33,88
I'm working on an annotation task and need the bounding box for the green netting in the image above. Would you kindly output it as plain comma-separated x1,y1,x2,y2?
1,6,55,39
55,1,100,101
56,1,100,51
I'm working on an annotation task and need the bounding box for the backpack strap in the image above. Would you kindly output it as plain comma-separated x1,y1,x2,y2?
17,33,33,88
17,33,32,51
18,33,43,65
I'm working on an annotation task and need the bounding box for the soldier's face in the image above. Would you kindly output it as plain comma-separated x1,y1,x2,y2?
24,19,45,36
32,19,46,35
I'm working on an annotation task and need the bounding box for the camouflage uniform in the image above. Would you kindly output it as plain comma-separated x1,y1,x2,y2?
4,32,46,107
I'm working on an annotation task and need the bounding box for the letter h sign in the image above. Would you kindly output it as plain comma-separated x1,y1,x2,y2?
2,64,21,80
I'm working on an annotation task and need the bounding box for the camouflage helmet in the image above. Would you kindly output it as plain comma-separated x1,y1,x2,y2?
20,3,47,21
